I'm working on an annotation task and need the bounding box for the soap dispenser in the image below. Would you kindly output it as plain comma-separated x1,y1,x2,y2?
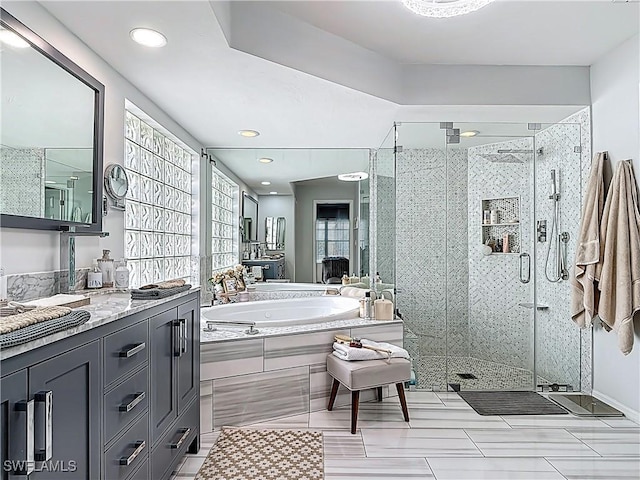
115,258,130,289
98,249,115,288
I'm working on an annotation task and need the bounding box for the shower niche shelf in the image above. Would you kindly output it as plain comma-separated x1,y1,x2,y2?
481,196,521,254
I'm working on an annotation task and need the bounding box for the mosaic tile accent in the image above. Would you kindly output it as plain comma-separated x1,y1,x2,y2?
0,147,45,218
396,148,470,364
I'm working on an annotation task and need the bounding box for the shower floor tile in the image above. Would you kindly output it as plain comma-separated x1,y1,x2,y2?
412,355,549,391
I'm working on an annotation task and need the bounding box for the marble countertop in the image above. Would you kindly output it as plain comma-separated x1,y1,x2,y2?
1,287,201,361
200,317,403,343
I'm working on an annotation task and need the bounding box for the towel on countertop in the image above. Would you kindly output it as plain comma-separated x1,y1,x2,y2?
0,310,90,348
131,284,192,300
339,286,368,299
332,339,410,361
594,160,640,355
571,152,607,328
137,278,186,290
0,306,72,334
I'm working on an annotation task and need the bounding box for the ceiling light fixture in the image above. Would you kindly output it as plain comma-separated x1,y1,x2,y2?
238,130,260,138
258,157,273,163
261,181,271,185
338,172,369,182
401,0,495,18
269,191,278,195
460,130,480,137
0,29,29,48
130,28,167,47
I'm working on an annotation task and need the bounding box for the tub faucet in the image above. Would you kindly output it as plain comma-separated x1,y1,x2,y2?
204,320,259,335
60,226,109,293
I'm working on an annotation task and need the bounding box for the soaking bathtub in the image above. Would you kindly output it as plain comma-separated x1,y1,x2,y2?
201,296,360,328
249,282,328,292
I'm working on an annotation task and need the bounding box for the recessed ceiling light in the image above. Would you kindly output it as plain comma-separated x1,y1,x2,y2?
44,180,56,184
0,29,29,48
130,28,167,48
261,181,271,186
338,172,369,182
269,191,278,195
460,130,480,137
238,130,260,138
258,157,273,163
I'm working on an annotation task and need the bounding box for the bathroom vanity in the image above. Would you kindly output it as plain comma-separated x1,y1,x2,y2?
0,290,200,480
243,256,286,280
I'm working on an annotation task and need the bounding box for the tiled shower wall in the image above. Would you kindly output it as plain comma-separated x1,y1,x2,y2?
0,147,45,218
467,138,534,372
396,148,469,375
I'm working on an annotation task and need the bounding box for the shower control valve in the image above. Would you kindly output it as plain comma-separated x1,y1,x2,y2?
537,220,547,243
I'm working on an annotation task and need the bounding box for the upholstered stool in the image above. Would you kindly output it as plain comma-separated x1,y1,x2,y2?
326,353,411,434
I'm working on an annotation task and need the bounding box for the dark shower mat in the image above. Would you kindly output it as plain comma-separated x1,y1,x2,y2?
458,391,569,416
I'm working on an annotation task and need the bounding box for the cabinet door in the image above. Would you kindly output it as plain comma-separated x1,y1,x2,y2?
1,370,30,479
29,340,101,480
176,300,199,415
150,309,178,444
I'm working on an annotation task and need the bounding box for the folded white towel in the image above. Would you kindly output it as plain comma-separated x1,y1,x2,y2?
332,339,410,361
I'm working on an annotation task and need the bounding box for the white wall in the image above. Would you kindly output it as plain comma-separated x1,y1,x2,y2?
0,1,204,277
257,195,295,280
590,34,640,417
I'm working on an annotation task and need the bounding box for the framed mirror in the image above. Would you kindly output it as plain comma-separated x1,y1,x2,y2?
241,192,258,242
0,8,105,230
265,216,286,250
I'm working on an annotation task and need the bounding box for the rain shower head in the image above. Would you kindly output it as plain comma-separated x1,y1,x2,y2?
479,149,536,164
479,153,526,163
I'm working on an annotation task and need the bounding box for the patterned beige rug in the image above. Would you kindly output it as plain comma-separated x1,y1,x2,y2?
195,428,324,480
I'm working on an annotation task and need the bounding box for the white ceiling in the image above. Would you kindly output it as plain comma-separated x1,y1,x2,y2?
29,0,638,188
268,0,639,66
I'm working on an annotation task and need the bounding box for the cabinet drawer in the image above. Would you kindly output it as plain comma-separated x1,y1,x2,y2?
105,367,149,444
105,413,149,480
128,459,149,480
151,399,199,480
105,321,149,386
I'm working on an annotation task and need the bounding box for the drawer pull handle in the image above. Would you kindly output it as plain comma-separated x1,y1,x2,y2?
119,342,146,358
119,440,145,466
34,391,53,462
170,428,191,449
119,392,146,412
15,400,35,475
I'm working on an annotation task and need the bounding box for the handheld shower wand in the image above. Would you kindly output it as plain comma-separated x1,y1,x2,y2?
545,169,570,282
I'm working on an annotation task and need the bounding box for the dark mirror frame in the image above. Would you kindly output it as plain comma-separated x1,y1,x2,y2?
0,8,105,231
241,192,258,242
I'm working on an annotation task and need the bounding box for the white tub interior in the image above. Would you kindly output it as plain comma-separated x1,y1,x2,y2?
201,296,360,327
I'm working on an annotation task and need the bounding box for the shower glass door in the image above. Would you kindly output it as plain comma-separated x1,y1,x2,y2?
446,123,537,391
387,119,585,392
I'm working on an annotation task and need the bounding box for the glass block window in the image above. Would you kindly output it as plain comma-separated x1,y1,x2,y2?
212,169,237,273
124,110,194,287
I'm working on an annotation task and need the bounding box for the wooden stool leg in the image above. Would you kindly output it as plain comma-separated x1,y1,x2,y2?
351,390,360,434
376,386,383,402
327,378,340,411
396,383,410,422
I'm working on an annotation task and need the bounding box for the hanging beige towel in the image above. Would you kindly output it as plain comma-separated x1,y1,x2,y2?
595,160,640,355
571,152,606,328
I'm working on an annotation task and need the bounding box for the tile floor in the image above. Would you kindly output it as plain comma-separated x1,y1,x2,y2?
171,391,640,479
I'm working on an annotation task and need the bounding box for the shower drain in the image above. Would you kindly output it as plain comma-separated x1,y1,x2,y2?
456,373,477,380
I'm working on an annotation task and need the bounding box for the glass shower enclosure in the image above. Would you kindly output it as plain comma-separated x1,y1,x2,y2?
373,119,585,392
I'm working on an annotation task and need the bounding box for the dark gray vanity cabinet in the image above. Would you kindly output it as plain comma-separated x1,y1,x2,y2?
0,370,28,479
150,297,200,480
0,291,200,480
29,340,101,480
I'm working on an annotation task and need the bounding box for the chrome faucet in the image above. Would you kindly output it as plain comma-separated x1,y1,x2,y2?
60,226,109,293
204,320,259,335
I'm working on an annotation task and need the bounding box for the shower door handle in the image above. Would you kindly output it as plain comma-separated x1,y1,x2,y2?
519,253,530,284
